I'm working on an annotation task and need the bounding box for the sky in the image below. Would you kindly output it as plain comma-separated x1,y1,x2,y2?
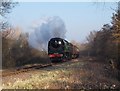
7,2,117,43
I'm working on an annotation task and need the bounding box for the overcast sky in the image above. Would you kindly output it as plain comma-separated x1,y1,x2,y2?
7,2,117,42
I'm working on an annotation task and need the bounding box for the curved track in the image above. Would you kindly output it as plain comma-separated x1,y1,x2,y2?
2,59,79,77
2,64,52,77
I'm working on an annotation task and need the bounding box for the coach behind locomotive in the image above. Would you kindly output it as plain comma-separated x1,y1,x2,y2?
48,37,79,62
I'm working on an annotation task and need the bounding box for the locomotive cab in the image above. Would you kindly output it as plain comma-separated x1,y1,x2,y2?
48,38,64,62
48,37,79,62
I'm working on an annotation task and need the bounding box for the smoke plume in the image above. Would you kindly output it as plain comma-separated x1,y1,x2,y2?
28,16,67,51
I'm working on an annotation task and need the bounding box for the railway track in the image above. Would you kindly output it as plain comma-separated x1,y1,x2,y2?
1,59,79,77
2,63,52,77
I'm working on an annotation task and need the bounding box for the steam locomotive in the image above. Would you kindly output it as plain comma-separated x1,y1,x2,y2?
48,37,79,62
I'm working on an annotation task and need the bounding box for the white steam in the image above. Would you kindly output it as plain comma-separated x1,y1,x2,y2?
28,16,67,51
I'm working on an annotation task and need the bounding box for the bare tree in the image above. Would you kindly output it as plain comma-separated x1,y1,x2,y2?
0,0,17,30
0,0,17,17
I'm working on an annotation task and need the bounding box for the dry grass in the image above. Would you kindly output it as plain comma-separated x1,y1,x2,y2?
2,57,120,89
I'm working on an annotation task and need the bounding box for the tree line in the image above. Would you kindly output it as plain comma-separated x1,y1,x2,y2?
86,2,120,71
0,1,50,69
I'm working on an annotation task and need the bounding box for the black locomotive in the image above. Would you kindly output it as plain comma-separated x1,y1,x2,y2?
48,37,79,62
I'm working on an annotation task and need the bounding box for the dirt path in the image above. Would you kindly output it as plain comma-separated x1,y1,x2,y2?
2,57,120,89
